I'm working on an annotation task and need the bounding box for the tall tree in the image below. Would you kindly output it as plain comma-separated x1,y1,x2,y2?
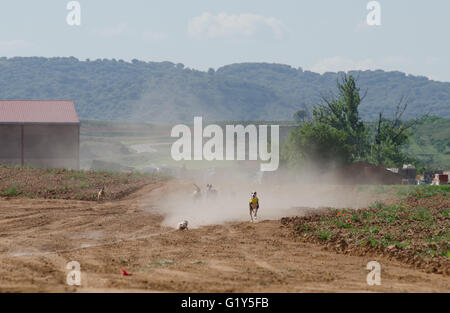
281,74,420,170
312,74,369,160
281,74,364,170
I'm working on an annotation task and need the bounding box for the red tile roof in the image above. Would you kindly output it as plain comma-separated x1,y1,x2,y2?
0,100,79,124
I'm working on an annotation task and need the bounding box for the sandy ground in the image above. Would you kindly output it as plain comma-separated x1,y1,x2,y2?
0,181,448,293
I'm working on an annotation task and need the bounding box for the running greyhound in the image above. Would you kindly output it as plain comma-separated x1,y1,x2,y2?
249,191,259,222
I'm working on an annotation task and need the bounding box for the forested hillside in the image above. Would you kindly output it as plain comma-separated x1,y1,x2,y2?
404,116,450,168
0,57,449,123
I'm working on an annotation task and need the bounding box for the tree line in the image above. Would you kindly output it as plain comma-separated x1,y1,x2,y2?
0,57,448,123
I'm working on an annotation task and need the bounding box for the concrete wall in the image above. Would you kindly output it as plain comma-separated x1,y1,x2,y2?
0,125,21,165
0,124,79,169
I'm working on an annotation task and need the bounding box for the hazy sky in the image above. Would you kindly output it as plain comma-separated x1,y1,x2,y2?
0,0,449,81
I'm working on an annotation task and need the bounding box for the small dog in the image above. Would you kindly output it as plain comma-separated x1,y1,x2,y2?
249,191,259,222
97,186,105,201
192,183,202,201
206,184,218,198
177,220,189,231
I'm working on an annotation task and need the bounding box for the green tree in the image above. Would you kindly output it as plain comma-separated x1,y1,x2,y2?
282,74,418,170
312,75,370,160
281,122,352,170
282,74,366,169
293,109,308,125
368,99,417,167
367,137,412,167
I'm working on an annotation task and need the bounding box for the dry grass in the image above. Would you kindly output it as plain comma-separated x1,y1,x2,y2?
0,165,167,201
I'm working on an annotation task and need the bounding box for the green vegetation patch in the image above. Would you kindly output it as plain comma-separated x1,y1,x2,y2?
281,189,450,275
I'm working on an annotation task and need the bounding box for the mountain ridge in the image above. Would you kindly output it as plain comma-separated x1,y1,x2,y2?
0,57,448,123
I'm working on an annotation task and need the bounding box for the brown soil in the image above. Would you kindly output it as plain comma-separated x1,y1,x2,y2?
0,181,449,292
282,193,449,275
0,166,163,201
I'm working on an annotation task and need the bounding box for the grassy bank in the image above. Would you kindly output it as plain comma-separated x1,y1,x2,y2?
282,185,449,275
0,165,167,201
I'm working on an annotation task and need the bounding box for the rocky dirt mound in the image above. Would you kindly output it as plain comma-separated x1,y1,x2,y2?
281,188,449,275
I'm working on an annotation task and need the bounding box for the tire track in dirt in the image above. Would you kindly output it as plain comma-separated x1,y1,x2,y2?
5,229,179,258
223,223,282,276
0,182,170,258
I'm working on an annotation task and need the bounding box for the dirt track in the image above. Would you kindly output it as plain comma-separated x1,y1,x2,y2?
0,182,448,292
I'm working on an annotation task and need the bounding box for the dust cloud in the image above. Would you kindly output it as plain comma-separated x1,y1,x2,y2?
144,164,383,228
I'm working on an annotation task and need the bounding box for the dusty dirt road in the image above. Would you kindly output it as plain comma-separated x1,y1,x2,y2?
0,181,448,292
